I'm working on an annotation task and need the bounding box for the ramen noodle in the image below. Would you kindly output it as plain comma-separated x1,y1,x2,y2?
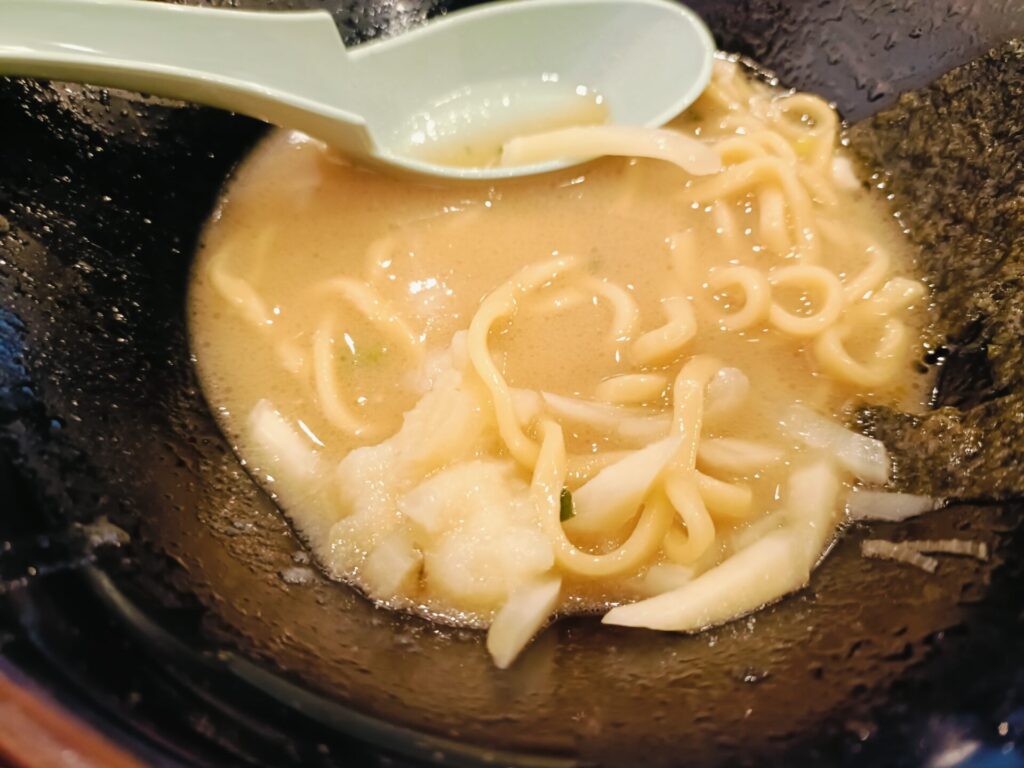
189,59,933,668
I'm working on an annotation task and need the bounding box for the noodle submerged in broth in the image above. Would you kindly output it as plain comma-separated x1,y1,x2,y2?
189,59,934,668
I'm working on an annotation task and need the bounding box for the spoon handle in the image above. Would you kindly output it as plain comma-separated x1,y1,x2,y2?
0,0,375,153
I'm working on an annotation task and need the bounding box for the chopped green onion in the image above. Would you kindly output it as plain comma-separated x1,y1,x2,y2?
559,487,575,522
339,344,386,367
357,345,385,365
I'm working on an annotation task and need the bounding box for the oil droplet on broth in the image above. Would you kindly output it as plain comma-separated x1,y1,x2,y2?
398,75,608,168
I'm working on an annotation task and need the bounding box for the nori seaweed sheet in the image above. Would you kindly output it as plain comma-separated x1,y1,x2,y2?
847,39,1024,501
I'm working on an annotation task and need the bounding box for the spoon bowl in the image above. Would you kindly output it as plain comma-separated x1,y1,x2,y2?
0,0,715,180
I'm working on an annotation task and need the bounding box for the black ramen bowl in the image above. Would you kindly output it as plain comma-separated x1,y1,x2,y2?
1,1,1023,766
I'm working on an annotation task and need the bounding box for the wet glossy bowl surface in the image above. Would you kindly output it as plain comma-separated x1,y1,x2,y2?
1,1,1023,765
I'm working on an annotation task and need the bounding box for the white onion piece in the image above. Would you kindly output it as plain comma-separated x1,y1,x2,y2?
783,460,842,559
728,509,787,554
569,436,682,537
486,574,561,669
604,460,838,632
617,415,674,442
248,399,320,480
412,331,471,393
845,490,940,522
629,563,696,597
510,388,543,427
397,478,449,536
901,539,988,561
501,125,723,176
781,404,889,485
449,329,470,371
728,463,839,556
603,529,807,631
860,540,938,573
361,529,423,600
704,367,750,422
831,155,862,191
539,391,670,443
697,438,783,474
566,450,629,486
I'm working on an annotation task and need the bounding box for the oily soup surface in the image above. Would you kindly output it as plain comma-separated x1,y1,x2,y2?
189,61,933,665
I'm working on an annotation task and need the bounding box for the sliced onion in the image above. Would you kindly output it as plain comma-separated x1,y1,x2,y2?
860,539,938,573
901,539,988,561
486,573,562,669
728,509,787,554
781,404,889,485
565,451,629,487
540,391,670,443
784,459,841,559
704,367,750,422
603,529,808,631
831,155,862,191
697,438,783,474
501,125,723,176
629,563,696,597
845,489,940,522
361,529,423,600
510,388,543,427
569,436,682,536
248,399,320,480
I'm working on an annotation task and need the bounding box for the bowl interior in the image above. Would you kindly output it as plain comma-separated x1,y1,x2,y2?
1,1,1023,765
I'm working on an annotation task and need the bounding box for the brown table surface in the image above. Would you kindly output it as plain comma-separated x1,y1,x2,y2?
0,666,144,768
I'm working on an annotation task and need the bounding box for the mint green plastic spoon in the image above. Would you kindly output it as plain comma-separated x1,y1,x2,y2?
0,0,715,180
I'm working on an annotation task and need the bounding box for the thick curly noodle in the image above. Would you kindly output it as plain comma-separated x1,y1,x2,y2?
472,62,920,659
206,59,927,667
